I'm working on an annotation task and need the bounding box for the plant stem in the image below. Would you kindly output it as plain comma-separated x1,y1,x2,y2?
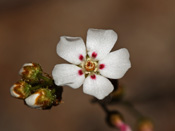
51,88,56,94
98,101,110,114
119,101,144,118
30,85,41,91
40,74,53,86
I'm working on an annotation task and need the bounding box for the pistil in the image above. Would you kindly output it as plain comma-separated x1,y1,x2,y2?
85,60,95,71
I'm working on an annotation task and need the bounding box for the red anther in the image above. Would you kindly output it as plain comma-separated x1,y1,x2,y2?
99,64,105,70
78,70,83,75
79,55,84,61
92,52,97,58
90,75,96,80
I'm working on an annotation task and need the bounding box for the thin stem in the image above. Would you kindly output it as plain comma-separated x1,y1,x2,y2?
98,101,110,114
51,88,56,94
119,100,144,118
40,74,53,86
30,85,41,91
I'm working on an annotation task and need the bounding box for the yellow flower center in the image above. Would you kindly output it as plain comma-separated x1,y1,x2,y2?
84,60,96,71
79,57,98,75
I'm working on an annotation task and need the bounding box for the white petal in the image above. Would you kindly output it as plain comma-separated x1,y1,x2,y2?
86,28,118,60
25,93,41,109
83,74,114,99
99,48,131,79
52,64,85,89
57,36,86,65
10,84,20,98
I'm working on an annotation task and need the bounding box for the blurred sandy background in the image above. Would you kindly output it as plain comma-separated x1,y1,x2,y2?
0,0,175,131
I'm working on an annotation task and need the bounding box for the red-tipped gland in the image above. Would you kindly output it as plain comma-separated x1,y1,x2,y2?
92,52,97,58
99,64,105,70
79,55,84,61
90,75,96,80
78,70,83,76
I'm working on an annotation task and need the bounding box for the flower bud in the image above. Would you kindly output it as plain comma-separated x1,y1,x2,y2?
25,88,55,109
10,81,31,99
107,111,132,131
19,63,42,83
137,118,154,131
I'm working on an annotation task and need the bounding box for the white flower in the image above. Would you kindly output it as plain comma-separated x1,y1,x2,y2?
52,29,131,99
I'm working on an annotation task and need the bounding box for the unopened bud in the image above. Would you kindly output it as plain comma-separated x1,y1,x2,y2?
19,63,42,83
10,81,31,99
107,111,132,131
137,118,154,131
25,88,55,109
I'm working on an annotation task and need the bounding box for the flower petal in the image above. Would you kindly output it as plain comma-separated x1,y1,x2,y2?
52,64,85,89
99,48,131,79
86,28,118,60
83,74,114,99
57,36,86,65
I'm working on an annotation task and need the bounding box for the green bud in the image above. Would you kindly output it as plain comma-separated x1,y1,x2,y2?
10,80,31,99
19,63,42,83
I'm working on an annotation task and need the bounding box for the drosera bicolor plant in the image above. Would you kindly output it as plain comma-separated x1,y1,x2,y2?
10,29,154,131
